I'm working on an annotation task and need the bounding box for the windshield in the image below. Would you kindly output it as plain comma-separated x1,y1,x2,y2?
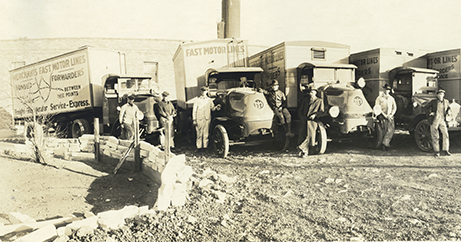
119,78,152,92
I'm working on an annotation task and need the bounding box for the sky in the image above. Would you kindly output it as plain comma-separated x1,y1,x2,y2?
1,0,461,53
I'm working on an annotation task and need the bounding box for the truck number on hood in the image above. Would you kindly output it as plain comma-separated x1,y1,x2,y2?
353,96,363,106
254,99,264,109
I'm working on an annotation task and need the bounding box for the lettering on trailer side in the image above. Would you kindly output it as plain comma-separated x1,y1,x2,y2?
352,56,379,78
11,52,91,118
427,54,460,79
184,45,245,57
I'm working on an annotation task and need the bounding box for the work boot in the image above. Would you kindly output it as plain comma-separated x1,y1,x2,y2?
434,152,440,158
285,124,295,138
444,150,452,156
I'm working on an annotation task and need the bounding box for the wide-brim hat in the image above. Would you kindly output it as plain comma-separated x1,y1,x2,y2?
437,89,446,94
271,80,279,86
127,94,135,100
200,86,208,91
162,91,169,97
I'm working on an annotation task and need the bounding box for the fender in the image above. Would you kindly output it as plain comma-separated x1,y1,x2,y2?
408,114,427,132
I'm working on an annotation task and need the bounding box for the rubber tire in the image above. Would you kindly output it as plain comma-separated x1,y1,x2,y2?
71,119,91,138
414,119,433,152
309,123,327,155
213,124,229,158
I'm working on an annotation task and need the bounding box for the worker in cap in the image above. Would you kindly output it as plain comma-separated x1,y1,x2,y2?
119,93,140,140
298,85,324,157
260,79,294,151
192,86,220,152
158,90,176,149
425,88,451,157
373,83,397,151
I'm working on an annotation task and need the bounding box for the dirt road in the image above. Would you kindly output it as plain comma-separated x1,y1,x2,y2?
1,133,461,241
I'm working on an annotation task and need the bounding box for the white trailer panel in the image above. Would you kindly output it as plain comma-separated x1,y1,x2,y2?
10,47,123,119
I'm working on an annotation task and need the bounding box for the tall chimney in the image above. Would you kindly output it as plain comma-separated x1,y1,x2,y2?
220,0,240,39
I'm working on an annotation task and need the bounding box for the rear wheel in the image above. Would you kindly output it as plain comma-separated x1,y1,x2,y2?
309,123,327,155
414,119,432,152
213,124,229,158
71,119,91,138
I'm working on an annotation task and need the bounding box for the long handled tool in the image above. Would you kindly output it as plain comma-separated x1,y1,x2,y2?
113,128,143,174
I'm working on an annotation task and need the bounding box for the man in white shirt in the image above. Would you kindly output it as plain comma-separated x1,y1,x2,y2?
192,86,220,151
119,94,140,140
374,84,397,151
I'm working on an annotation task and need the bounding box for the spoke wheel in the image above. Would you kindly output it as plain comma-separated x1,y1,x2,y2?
309,123,328,155
414,119,433,152
213,124,229,158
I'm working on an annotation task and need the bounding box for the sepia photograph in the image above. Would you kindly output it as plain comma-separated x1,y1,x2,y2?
1,0,461,241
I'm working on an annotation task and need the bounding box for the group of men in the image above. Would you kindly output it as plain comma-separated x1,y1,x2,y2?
119,91,176,149
373,84,452,157
119,81,453,157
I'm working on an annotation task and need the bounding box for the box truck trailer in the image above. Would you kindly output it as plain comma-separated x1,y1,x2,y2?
10,46,159,138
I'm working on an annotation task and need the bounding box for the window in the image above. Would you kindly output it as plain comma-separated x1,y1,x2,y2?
311,48,326,60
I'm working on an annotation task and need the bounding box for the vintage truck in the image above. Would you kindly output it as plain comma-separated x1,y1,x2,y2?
173,39,280,157
388,66,461,151
248,41,375,153
350,47,461,151
10,46,159,138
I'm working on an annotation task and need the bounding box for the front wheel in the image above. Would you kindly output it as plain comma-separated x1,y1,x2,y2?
414,119,432,152
212,124,229,158
309,123,327,155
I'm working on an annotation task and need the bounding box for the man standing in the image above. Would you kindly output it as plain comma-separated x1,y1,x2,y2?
425,89,451,157
192,86,220,151
260,80,294,138
158,91,176,149
297,87,324,157
119,94,140,140
374,84,397,151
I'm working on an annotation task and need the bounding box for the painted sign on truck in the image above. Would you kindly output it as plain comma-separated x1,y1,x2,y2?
11,50,101,118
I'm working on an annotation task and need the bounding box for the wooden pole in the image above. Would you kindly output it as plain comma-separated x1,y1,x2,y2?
94,117,100,162
164,120,170,163
134,113,141,172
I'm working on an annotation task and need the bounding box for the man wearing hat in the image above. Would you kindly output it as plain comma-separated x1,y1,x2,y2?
192,86,221,151
119,94,141,140
158,91,176,149
424,89,452,157
373,84,397,151
298,86,324,157
260,80,294,140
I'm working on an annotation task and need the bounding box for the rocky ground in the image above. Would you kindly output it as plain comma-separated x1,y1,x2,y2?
2,132,461,241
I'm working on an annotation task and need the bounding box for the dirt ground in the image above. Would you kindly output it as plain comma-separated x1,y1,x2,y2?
2,132,461,241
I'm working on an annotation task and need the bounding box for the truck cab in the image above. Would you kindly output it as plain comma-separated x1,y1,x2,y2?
389,67,461,151
102,74,159,137
297,63,374,140
193,67,276,157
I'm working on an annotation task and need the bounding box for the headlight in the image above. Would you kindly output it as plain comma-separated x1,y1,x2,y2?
357,77,366,88
413,102,418,108
117,106,121,111
329,106,340,118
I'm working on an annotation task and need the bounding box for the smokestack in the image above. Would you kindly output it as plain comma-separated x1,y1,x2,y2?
220,0,240,39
